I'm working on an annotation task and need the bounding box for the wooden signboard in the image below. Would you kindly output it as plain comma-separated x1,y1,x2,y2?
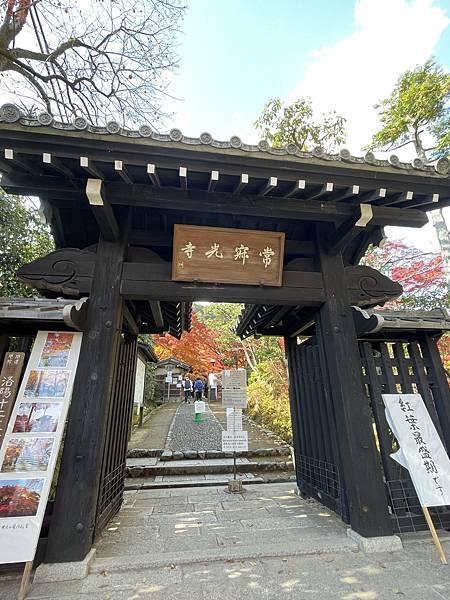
172,225,285,286
0,352,25,448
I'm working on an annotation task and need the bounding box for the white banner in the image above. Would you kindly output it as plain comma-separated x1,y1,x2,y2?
222,430,248,452
222,388,247,408
382,394,450,507
0,331,82,564
226,408,243,431
222,369,247,390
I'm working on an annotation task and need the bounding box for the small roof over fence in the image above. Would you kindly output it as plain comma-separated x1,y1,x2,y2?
235,306,450,340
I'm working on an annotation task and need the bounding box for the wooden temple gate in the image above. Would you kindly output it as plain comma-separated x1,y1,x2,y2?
0,104,449,562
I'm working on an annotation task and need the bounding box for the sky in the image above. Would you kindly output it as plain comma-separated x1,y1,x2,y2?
164,0,450,251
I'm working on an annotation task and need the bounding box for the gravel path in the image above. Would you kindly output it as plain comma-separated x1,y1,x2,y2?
166,402,223,451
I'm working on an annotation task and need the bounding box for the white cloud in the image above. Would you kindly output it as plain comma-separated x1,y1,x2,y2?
288,0,449,155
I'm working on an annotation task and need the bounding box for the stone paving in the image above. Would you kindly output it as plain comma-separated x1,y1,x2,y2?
166,402,223,452
128,403,179,450
4,481,449,599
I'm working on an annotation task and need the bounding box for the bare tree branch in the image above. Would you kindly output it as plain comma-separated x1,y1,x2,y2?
0,0,186,125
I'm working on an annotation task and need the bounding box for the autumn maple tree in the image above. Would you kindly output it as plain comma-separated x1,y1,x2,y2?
364,240,450,369
153,313,224,378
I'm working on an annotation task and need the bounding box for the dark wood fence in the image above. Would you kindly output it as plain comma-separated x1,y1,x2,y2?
288,332,450,533
286,337,348,522
95,334,137,535
360,336,450,533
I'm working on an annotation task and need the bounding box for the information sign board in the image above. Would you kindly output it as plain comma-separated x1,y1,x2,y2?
222,389,247,408
222,431,248,452
226,408,243,431
222,369,247,390
0,331,82,565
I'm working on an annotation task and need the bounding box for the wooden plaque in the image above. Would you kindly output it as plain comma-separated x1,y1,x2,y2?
0,352,25,448
172,225,285,286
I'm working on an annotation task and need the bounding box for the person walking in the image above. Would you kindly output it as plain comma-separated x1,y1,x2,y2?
183,376,192,403
193,376,204,401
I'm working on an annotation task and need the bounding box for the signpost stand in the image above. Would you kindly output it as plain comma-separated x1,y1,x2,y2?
17,560,33,600
221,370,247,493
422,506,448,565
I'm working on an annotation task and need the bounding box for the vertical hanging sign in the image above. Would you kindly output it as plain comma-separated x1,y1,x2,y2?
0,331,82,565
0,352,25,448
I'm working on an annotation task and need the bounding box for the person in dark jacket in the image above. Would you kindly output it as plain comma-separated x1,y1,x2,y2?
183,376,192,403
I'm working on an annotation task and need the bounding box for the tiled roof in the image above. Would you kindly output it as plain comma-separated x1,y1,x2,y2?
1,103,448,177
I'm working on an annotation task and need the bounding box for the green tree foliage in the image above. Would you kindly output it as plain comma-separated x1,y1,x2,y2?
196,303,292,444
369,59,450,159
254,97,346,151
0,192,54,297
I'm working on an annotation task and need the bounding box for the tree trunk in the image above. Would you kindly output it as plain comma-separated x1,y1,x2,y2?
429,209,450,288
414,135,450,289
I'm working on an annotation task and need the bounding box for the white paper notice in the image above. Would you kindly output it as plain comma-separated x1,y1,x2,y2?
222,388,247,408
226,408,243,431
194,401,206,414
0,331,83,565
222,369,247,390
382,393,450,507
222,430,248,452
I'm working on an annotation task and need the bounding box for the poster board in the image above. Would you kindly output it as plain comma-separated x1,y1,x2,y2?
382,393,450,507
0,331,82,565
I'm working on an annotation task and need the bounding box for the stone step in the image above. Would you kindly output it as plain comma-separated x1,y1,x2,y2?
87,535,358,576
127,446,292,460
126,459,295,478
124,473,296,490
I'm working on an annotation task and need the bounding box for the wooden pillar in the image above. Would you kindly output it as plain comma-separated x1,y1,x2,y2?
420,333,450,452
315,223,392,537
45,233,127,562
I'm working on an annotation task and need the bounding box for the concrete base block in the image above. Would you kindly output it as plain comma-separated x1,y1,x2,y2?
228,479,244,493
347,529,403,553
33,548,96,583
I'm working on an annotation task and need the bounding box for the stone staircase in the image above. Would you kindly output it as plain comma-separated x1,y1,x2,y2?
125,446,296,489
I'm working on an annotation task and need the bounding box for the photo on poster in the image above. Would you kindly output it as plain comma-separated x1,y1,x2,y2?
12,403,62,434
0,478,44,518
1,437,54,473
38,332,74,368
24,370,69,398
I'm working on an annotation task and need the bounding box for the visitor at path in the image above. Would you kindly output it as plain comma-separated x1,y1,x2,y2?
203,378,208,399
194,377,204,401
183,376,192,403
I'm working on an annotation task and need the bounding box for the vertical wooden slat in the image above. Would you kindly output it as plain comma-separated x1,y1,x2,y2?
408,342,443,436
361,341,397,481
393,342,413,393
380,343,397,392
420,334,450,452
